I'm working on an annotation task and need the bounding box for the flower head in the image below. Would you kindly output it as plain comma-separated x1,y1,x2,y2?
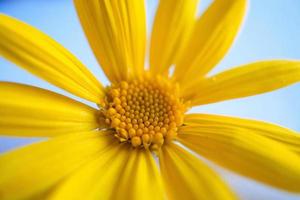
102,75,187,150
1,0,300,199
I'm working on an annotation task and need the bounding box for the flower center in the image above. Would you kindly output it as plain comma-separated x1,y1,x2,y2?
102,75,187,151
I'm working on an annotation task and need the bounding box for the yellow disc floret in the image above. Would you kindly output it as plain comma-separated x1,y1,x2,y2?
102,75,187,151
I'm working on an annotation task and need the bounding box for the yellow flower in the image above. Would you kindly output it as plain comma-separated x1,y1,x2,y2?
1,0,300,199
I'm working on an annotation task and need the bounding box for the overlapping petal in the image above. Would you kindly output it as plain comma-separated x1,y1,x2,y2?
183,60,300,105
178,118,300,192
150,0,198,76
0,82,100,137
49,146,165,200
112,149,165,200
183,114,300,155
0,14,104,104
173,0,247,87
0,131,115,200
47,143,129,200
74,0,146,82
159,143,236,200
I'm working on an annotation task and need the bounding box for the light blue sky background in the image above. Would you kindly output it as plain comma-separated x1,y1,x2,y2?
1,0,300,199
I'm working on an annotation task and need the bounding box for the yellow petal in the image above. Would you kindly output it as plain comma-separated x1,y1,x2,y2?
49,146,165,200
150,0,198,76
159,143,236,200
183,60,300,105
47,143,129,200
112,149,165,200
184,113,300,155
74,0,146,82
0,14,104,104
173,0,247,86
0,82,100,137
178,121,300,192
0,131,115,200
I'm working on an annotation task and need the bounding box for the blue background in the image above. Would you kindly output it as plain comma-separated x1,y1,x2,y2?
1,0,300,199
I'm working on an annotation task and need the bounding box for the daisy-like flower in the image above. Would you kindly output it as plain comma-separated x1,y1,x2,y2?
1,0,300,199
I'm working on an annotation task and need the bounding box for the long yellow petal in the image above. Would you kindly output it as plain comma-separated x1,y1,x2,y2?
49,146,164,200
184,114,300,155
178,123,300,192
0,14,104,104
183,60,300,105
112,149,165,200
0,82,100,137
0,131,115,200
173,0,247,86
150,0,198,76
159,143,236,200
74,0,146,82
47,143,129,200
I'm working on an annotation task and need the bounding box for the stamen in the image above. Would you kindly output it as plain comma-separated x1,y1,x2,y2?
102,75,187,151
